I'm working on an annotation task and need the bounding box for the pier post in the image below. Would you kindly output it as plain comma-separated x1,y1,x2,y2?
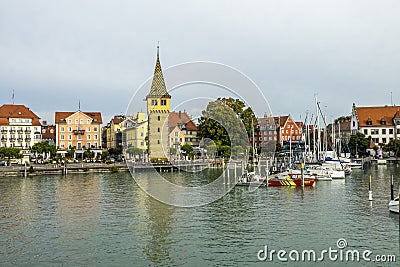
234,163,237,183
301,162,304,188
390,175,394,200
368,175,373,201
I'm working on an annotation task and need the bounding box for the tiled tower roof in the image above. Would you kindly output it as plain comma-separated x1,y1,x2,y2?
147,46,170,98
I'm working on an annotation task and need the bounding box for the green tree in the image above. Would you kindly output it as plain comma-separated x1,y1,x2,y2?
181,144,193,154
383,139,400,158
0,147,22,164
83,149,95,160
348,132,370,157
197,98,255,150
31,141,57,157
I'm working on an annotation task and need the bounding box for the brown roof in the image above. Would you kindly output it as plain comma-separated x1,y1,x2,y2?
355,106,399,127
0,104,41,126
42,125,56,140
111,117,124,124
55,111,103,124
169,111,198,131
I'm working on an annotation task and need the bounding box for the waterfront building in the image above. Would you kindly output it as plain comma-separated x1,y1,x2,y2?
168,111,199,150
350,103,400,145
146,46,170,161
275,115,302,145
55,110,102,158
105,115,125,149
252,115,277,153
41,122,56,146
122,112,148,152
0,104,42,149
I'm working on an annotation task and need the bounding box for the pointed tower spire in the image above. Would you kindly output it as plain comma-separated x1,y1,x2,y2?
147,45,170,98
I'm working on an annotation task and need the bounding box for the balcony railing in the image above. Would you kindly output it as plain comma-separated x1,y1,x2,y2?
9,130,15,134
1,130,7,134
25,137,32,141
73,130,85,135
17,130,23,134
25,130,31,134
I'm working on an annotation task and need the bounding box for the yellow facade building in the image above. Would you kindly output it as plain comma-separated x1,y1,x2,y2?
123,112,148,151
55,110,102,156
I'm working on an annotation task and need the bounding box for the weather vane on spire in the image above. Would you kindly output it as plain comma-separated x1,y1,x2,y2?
12,89,15,104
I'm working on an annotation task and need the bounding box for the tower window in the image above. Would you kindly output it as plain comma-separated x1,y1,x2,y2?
151,99,158,106
161,99,167,106
158,116,160,121
157,140,160,144
157,127,160,132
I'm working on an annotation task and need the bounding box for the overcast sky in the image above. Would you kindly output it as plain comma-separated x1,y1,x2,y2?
1,0,399,124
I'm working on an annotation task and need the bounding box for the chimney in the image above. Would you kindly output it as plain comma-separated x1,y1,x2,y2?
179,111,181,118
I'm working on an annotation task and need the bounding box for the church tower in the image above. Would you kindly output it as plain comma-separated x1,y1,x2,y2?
147,46,171,161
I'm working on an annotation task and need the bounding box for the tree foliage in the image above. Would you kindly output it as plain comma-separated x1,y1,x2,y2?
197,98,255,157
181,144,193,154
383,139,400,157
0,147,22,163
348,132,370,157
31,141,57,156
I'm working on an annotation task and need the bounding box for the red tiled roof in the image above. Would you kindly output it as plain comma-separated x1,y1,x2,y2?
0,104,41,126
169,111,198,130
55,111,103,124
355,106,399,127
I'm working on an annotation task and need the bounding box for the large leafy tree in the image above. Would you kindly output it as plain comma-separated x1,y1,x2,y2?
31,141,57,157
348,132,370,157
198,98,255,150
383,139,400,158
0,147,23,164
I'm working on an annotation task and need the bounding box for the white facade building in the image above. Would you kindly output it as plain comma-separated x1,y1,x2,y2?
350,103,400,145
0,104,42,148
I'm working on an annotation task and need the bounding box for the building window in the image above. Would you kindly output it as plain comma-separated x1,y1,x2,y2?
68,119,72,124
382,129,386,134
60,127,65,132
382,138,387,143
158,116,160,121
78,134,82,140
151,99,157,106
60,143,65,148
87,119,91,124
87,126,91,132
87,135,91,140
68,142,72,148
94,142,98,148
174,132,178,137
93,127,98,132
371,129,379,135
87,142,90,148
140,142,144,146
157,140,160,144
80,119,83,124
364,129,368,135
94,134,98,140
140,132,143,137
389,129,393,134
60,135,65,140
75,119,78,124
68,127,72,132
68,135,72,140
161,99,167,106
158,127,160,132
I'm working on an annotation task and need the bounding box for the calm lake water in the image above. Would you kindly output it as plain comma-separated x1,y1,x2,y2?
0,164,399,266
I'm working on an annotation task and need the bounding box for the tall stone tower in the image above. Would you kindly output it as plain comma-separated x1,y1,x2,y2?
147,46,171,161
